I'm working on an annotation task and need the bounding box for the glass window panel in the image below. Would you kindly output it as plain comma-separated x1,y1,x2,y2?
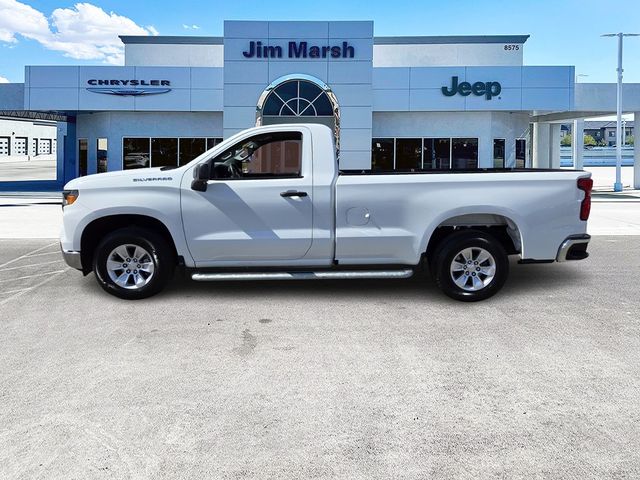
452,138,478,170
263,95,283,115
78,139,88,176
179,138,206,165
423,138,451,169
371,138,394,171
212,132,302,178
299,81,322,102
273,81,297,101
515,139,526,168
151,138,178,167
245,138,301,176
123,138,150,170
395,138,422,170
493,139,505,168
308,93,333,116
97,138,108,173
207,138,222,150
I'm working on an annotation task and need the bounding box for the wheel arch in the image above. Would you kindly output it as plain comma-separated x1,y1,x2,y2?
423,210,524,263
80,214,179,275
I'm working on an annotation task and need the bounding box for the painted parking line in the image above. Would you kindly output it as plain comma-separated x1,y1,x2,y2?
0,241,58,269
0,287,31,296
0,269,67,284
23,251,62,259
0,269,68,307
0,260,65,272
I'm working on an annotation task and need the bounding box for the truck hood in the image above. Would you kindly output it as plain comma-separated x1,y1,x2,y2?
64,167,182,190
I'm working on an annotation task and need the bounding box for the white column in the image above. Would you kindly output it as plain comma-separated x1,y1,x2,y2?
634,112,640,189
532,123,551,168
572,119,584,169
550,124,561,169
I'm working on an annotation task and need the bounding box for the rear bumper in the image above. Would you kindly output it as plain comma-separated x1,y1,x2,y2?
556,234,590,262
60,244,83,270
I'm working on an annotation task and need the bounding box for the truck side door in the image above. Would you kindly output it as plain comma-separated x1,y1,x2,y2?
180,129,313,266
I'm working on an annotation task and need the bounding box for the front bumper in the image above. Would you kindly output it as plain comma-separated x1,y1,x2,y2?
556,234,590,262
60,244,83,270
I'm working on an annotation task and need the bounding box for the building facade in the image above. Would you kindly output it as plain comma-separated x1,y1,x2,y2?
0,20,639,190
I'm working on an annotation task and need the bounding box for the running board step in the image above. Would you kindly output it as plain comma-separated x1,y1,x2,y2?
191,269,414,282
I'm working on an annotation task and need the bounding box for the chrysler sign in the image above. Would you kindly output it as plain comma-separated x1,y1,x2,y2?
86,79,172,96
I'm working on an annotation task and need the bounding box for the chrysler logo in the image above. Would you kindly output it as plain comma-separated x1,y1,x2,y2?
87,88,171,96
86,79,172,96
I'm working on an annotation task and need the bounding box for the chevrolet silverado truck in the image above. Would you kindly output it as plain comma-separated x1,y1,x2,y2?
60,124,592,302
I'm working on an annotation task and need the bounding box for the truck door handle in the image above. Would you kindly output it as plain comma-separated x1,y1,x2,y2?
280,191,308,198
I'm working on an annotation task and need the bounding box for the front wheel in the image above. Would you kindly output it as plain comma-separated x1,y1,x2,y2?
93,228,174,300
431,230,509,302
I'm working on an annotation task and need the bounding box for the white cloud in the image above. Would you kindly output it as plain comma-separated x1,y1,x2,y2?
182,24,200,30
0,75,9,83
0,0,159,65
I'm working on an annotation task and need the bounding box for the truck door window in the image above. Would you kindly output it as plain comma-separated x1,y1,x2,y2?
211,132,302,179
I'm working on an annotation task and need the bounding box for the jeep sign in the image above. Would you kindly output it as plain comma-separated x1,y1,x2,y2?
442,76,502,100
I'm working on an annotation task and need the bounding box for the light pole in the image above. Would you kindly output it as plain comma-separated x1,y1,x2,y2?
601,33,640,192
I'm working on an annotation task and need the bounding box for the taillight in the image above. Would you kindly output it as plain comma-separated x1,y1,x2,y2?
577,177,593,221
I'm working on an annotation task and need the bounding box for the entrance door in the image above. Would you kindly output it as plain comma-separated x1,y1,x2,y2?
181,129,313,265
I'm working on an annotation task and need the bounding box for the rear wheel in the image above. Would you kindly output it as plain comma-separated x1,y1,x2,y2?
93,227,174,300
431,230,508,302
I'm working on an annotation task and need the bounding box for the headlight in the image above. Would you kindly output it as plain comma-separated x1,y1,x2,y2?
62,190,79,209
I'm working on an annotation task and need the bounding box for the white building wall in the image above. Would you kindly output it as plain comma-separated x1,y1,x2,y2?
125,44,224,67
373,43,524,67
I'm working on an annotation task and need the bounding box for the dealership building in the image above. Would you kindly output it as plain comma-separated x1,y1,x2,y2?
0,20,639,190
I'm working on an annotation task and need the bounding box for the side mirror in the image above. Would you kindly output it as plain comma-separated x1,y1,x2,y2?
191,163,210,192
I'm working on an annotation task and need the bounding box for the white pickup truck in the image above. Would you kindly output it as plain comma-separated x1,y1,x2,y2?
60,124,592,302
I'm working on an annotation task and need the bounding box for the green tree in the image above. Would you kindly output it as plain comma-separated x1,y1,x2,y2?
626,135,634,146
584,134,597,146
561,134,572,146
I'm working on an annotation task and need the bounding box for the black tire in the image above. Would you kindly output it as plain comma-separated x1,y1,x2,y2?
93,227,175,300
431,229,509,302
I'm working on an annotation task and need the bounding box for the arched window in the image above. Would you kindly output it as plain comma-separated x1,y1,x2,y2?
262,79,334,117
256,75,340,153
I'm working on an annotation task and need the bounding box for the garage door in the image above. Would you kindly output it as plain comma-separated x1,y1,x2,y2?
14,137,27,155
38,139,52,155
0,137,9,156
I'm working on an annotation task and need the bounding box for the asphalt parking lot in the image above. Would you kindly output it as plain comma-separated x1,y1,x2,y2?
1,235,639,478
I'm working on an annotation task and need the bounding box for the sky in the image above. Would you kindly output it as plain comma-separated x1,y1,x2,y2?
0,0,639,85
